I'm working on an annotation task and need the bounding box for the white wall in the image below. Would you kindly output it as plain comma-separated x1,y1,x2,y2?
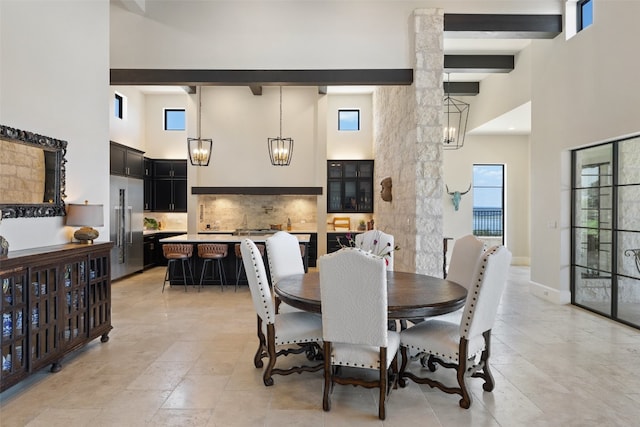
143,93,188,159
0,0,110,251
443,135,530,265
110,86,147,152
529,0,640,303
327,94,374,159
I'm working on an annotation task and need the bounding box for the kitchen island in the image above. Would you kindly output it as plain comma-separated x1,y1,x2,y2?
158,233,311,288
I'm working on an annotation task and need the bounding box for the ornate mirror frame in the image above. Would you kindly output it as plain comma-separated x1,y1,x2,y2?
0,124,67,218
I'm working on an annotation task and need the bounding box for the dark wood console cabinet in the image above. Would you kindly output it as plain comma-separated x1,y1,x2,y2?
0,242,113,392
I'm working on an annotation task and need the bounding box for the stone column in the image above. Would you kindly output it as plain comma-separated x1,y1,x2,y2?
373,9,443,276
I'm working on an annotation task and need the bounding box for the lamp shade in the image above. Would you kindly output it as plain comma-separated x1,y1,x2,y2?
66,202,104,243
66,203,104,227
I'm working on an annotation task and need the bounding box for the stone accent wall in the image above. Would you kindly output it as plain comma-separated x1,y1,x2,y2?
0,139,45,204
373,9,443,276
197,195,317,231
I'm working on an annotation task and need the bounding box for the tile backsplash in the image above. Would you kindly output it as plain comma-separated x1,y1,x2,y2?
198,195,317,231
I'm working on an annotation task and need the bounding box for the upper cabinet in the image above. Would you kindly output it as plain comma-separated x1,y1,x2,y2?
150,159,187,212
327,160,374,213
153,160,187,178
110,142,145,179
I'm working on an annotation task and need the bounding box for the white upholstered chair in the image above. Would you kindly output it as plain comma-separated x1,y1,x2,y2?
355,229,395,271
433,234,486,323
319,247,400,420
398,245,512,409
240,238,323,386
266,231,306,313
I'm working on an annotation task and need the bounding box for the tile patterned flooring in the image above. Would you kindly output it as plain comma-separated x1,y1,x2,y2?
1,266,640,426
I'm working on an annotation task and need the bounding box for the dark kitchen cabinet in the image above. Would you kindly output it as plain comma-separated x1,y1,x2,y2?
143,158,153,211
153,160,187,178
110,142,144,179
148,159,187,212
327,160,374,213
153,178,187,212
143,234,156,269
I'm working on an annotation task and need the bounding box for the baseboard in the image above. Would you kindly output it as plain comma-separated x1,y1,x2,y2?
529,280,571,304
511,256,530,266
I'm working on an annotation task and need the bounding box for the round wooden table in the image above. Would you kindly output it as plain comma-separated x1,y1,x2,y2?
275,271,467,320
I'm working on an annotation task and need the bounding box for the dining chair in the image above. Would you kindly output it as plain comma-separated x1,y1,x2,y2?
265,231,306,313
355,229,395,270
240,238,323,386
398,245,512,409
431,234,485,323
319,247,400,420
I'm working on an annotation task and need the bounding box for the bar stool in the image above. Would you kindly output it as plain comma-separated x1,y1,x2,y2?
234,242,265,292
162,244,194,293
198,243,228,292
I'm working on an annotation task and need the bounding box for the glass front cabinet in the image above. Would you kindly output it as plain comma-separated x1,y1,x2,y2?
1,242,112,392
327,160,374,213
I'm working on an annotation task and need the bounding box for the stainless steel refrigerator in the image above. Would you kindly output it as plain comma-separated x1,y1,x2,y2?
110,175,144,280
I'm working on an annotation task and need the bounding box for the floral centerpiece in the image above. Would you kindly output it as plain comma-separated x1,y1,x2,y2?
337,231,399,265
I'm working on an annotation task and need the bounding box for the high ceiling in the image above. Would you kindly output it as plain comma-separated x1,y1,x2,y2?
119,12,562,136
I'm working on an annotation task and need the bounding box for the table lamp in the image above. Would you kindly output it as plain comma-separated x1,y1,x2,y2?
66,201,104,244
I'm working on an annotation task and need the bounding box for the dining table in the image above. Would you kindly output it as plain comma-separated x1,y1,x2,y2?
274,271,467,320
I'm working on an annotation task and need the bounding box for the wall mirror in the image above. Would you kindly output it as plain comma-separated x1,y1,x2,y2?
0,124,67,218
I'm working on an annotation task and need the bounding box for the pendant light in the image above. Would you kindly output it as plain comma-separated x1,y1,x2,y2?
443,73,470,150
188,86,213,166
267,86,294,166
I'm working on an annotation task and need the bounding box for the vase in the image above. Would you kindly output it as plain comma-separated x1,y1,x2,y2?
0,235,8,257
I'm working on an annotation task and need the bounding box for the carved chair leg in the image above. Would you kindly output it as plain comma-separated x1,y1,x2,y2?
323,342,332,412
263,324,277,386
480,330,495,391
398,346,409,388
254,316,266,368
379,347,387,420
457,338,472,409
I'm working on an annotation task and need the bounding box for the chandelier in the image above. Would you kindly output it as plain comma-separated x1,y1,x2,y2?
267,86,294,166
443,73,470,150
187,86,213,166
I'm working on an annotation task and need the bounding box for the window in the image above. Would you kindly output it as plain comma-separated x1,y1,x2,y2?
114,93,123,119
338,109,360,131
472,164,504,243
578,0,593,31
164,109,186,131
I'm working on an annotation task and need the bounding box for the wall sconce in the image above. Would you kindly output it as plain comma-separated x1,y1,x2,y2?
188,86,213,166
267,86,294,166
66,200,104,244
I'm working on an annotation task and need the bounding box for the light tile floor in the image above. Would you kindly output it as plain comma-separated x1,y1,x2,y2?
1,266,640,426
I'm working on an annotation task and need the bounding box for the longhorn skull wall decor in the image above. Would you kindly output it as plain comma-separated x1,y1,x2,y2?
446,184,471,211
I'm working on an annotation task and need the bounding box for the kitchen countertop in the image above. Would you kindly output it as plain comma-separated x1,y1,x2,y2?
198,228,318,234
143,229,187,236
158,233,311,243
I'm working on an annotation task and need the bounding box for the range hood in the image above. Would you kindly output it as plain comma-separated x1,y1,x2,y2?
192,186,322,195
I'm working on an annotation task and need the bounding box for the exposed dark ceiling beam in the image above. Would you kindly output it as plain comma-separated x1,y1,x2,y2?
444,55,514,73
444,82,479,96
110,69,414,87
444,13,562,38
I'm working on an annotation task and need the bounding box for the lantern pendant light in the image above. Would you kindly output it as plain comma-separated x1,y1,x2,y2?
443,73,470,150
188,86,213,166
267,86,294,166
